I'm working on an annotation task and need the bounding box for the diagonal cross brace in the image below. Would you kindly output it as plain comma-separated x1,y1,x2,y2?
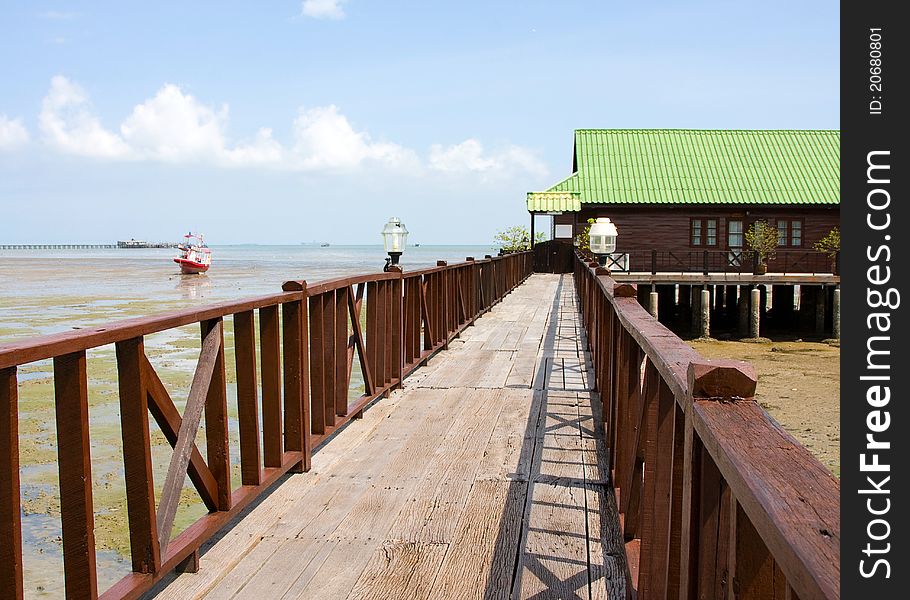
155,320,222,557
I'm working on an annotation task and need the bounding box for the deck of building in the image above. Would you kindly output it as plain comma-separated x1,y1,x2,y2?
153,274,626,600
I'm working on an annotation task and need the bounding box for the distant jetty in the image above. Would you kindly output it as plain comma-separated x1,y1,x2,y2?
116,239,178,249
1,240,178,249
1,243,116,249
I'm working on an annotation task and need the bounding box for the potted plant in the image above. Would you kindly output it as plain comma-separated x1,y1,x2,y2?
745,220,778,275
813,227,840,274
574,218,596,260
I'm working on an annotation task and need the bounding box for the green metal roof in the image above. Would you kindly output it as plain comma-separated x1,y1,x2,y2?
531,129,840,206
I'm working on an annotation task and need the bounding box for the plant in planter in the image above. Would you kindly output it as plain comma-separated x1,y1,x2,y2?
744,220,778,274
494,225,545,253
813,227,840,273
574,218,597,258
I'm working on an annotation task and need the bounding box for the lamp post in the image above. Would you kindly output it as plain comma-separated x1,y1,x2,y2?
589,217,618,270
381,217,409,272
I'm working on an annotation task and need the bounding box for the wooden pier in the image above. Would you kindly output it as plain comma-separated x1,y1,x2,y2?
0,242,177,250
156,274,625,599
0,243,117,250
0,252,840,599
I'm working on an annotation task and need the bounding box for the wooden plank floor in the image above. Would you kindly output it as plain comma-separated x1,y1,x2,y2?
153,274,627,600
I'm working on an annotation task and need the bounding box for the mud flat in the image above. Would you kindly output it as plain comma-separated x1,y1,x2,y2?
689,338,840,476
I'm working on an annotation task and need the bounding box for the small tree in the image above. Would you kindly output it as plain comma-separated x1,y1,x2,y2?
494,225,545,253
574,218,597,254
745,220,778,268
814,227,840,258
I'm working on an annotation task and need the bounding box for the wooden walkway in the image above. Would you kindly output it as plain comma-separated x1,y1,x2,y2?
153,274,626,600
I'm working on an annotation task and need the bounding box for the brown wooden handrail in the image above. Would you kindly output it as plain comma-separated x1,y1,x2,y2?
0,251,533,600
573,251,840,599
0,291,304,370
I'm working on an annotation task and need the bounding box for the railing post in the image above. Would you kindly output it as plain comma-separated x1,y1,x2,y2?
466,257,478,319
437,261,449,349
115,338,161,575
335,286,350,414
53,351,99,598
702,250,709,275
259,304,283,467
308,292,327,435
281,288,311,472
201,318,232,509
392,272,404,386
233,313,263,486
1,367,23,599
679,360,758,600
651,249,658,275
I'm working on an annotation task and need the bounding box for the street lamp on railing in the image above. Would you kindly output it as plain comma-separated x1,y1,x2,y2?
589,217,618,269
381,217,409,272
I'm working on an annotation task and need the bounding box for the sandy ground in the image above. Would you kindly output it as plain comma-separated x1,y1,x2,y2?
689,338,840,476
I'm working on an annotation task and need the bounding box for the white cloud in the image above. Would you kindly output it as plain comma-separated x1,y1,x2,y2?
292,105,417,170
32,76,545,177
35,76,419,171
39,76,131,158
302,0,347,20
223,128,286,166
429,139,497,172
0,115,30,149
120,84,229,162
429,139,548,176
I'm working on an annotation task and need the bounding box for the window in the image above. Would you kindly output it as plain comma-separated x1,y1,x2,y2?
775,219,804,247
791,221,802,246
554,224,573,239
728,219,743,248
690,218,718,247
706,219,717,246
777,221,788,246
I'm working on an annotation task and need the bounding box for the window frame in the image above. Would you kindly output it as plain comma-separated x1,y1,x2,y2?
727,218,744,249
690,217,719,248
775,218,805,248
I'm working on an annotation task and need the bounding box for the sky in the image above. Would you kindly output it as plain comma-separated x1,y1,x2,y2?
0,1,839,245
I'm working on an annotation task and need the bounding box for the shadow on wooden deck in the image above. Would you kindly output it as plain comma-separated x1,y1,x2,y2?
483,277,627,600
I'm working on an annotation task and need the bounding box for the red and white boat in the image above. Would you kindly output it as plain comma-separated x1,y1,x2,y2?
174,232,212,274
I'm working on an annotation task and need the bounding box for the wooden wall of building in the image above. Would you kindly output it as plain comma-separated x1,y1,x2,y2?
555,204,840,252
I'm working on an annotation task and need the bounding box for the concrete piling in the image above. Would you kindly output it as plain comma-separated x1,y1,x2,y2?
750,287,761,338
649,290,659,319
700,288,711,338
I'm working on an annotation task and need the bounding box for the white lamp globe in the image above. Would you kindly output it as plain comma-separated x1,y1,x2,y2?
589,217,618,255
381,217,409,253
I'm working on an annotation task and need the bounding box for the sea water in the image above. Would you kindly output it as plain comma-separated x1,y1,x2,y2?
0,244,496,339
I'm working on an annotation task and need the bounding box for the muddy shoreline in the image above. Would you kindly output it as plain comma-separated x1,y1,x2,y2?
689,338,840,476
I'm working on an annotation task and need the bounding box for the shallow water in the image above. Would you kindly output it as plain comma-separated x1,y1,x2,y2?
0,244,496,337
0,244,495,597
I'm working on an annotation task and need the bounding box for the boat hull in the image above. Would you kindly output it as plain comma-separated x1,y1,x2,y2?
174,258,210,274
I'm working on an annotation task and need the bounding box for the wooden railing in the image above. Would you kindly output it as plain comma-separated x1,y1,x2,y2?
609,249,838,275
0,252,532,599
573,252,839,599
